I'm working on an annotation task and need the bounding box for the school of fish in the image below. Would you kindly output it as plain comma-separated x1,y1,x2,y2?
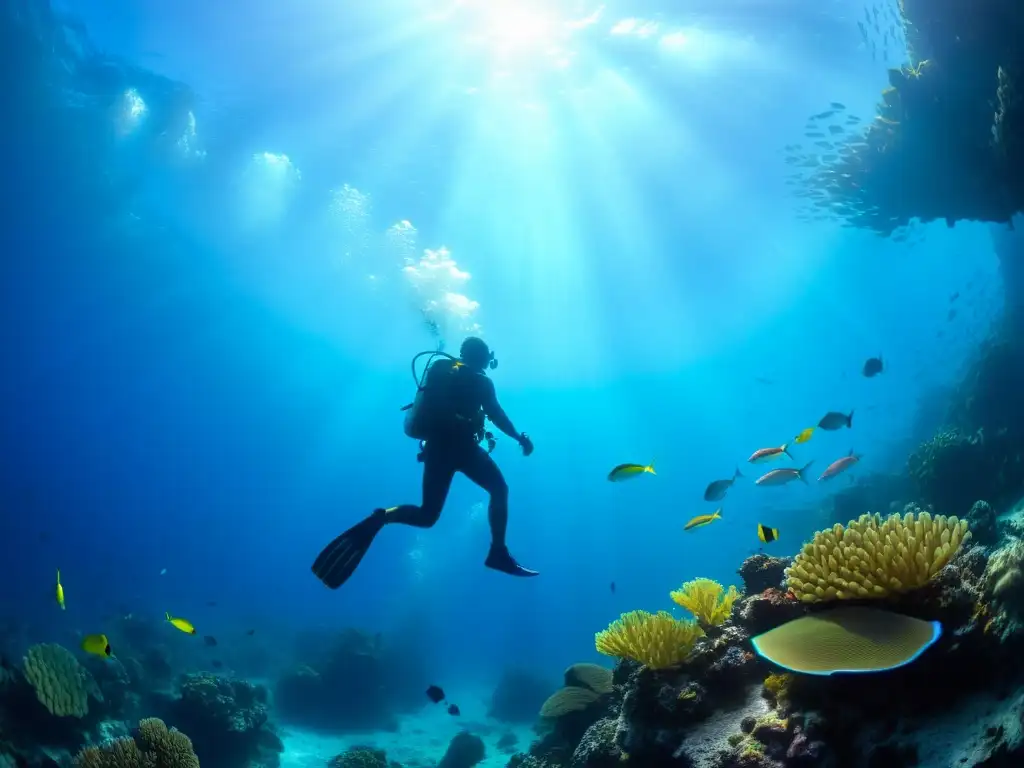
607,355,883,545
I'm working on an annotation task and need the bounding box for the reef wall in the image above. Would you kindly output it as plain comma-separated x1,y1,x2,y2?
803,0,1024,234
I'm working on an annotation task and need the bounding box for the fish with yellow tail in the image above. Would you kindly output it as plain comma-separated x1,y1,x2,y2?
757,523,779,543
81,634,113,658
166,612,197,635
607,460,656,482
684,509,722,531
55,569,65,610
755,461,815,487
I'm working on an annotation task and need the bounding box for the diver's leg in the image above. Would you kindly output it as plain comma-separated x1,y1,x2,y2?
459,446,538,577
383,449,455,528
312,453,455,589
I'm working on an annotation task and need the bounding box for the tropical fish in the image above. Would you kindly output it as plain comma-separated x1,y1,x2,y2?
757,524,779,543
447,704,460,716
818,411,854,430
426,685,446,704
684,509,722,531
166,613,196,635
245,629,255,636
203,635,218,647
81,634,112,658
862,357,883,377
819,450,860,481
755,462,815,486
748,444,792,464
793,427,815,444
55,569,65,611
610,581,616,594
608,461,656,482
212,660,223,669
703,469,743,501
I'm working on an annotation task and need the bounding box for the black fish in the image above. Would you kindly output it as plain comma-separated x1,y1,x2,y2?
212,660,223,669
610,581,616,594
203,635,218,647
818,411,854,430
949,291,959,303
948,308,957,321
207,601,217,607
245,629,255,636
862,357,883,377
448,704,460,716
426,685,446,704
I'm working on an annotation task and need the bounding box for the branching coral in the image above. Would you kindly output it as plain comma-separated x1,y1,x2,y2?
784,511,970,603
670,578,741,626
595,610,704,669
23,643,96,717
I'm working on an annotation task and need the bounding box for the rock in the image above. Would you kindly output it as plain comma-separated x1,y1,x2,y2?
569,719,620,768
737,555,791,595
967,500,999,546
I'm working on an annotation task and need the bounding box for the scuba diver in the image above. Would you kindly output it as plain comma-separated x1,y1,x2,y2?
311,336,538,589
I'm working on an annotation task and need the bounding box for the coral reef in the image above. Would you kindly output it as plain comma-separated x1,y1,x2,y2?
75,718,199,768
164,673,283,768
908,429,1020,518
328,746,402,768
501,509,1024,768
783,509,969,602
790,0,1024,234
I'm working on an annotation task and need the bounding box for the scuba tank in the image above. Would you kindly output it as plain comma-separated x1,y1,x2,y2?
402,350,459,440
401,349,498,451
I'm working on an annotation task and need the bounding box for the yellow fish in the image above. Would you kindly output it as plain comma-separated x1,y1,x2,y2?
166,612,197,635
757,523,779,543
607,461,656,482
81,634,112,657
793,427,815,444
684,509,722,531
55,569,65,611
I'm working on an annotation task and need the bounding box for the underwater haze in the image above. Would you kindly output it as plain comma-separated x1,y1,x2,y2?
0,0,1009,765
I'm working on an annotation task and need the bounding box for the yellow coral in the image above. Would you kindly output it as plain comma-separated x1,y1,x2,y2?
23,643,92,717
595,610,704,669
763,672,792,703
784,511,970,603
670,578,741,626
75,718,199,768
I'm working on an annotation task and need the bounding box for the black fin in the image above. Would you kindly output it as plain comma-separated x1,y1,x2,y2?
312,512,385,590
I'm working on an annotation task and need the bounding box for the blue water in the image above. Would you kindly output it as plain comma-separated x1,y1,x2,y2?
0,0,1005,752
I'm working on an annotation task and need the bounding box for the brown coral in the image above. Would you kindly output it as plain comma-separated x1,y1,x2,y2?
74,718,199,768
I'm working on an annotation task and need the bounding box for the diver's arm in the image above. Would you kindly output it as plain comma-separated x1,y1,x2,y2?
481,378,524,442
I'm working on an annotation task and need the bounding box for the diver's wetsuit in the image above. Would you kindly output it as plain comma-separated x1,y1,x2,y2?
311,361,536,590
386,365,512,543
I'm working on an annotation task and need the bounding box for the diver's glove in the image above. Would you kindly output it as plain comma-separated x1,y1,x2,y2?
518,432,534,457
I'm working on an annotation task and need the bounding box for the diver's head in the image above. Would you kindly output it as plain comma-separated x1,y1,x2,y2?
460,336,497,371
